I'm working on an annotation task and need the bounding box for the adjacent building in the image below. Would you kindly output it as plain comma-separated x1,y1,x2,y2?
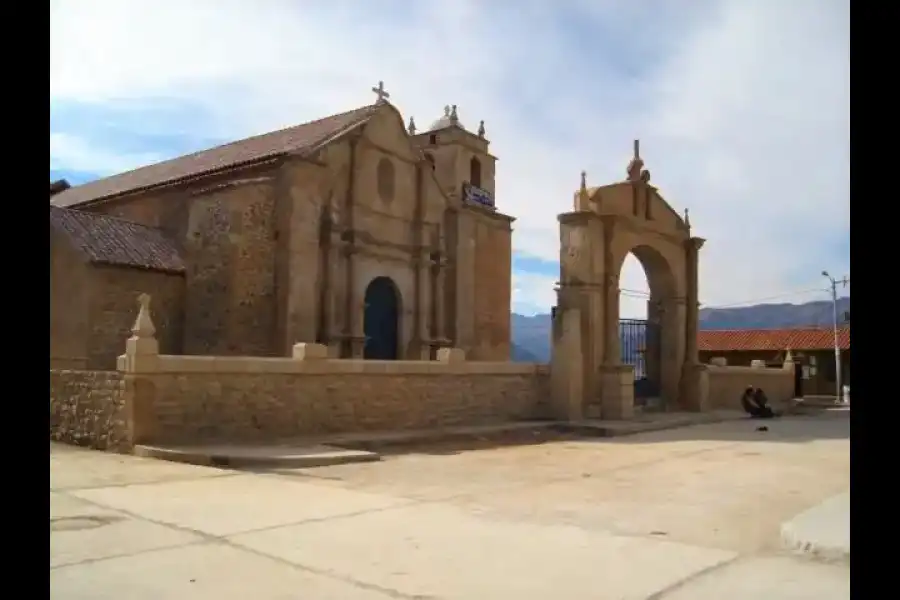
698,326,851,397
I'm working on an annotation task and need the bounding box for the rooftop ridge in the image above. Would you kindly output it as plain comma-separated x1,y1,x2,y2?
50,103,380,208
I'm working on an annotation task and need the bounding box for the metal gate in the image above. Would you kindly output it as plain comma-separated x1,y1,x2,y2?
619,318,661,405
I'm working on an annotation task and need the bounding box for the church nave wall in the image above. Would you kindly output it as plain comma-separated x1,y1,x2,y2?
182,178,280,357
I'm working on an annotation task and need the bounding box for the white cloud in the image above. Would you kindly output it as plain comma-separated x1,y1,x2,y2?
511,271,557,317
50,132,163,176
50,0,849,313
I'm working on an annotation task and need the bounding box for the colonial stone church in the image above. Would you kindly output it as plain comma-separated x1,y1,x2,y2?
50,84,513,369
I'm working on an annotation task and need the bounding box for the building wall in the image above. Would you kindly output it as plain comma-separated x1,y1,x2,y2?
49,370,129,452
469,207,513,360
50,232,91,369
700,348,851,397
148,368,548,443
87,265,185,370
275,107,451,358
795,349,851,396
83,164,283,358
272,158,327,353
182,177,279,356
705,364,795,410
50,352,551,449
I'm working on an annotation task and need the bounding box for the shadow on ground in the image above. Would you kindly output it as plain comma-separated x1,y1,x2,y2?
600,415,849,445
338,414,849,457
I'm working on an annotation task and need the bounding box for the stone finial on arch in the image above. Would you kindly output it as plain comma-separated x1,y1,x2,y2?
576,170,589,209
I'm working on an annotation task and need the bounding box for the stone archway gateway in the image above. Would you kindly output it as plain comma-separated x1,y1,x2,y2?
550,141,706,420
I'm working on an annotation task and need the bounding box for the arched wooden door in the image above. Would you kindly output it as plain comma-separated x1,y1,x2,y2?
363,276,400,360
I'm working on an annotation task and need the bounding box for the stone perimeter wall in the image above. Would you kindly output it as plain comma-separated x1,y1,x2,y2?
50,350,550,450
146,364,549,444
704,364,794,410
50,370,130,452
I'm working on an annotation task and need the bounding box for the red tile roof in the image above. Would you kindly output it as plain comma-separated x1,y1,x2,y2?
50,104,378,208
698,327,850,352
50,206,185,274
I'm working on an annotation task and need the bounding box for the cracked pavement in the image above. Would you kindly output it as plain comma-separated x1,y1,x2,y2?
50,416,850,599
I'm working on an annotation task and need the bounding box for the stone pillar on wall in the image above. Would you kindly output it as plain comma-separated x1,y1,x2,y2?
679,236,707,411
659,296,686,408
684,237,704,363
554,212,598,420
645,298,662,387
598,365,634,420
342,135,364,359
601,274,621,367
549,294,585,421
336,234,366,360
453,211,476,354
413,249,431,359
326,234,348,358
600,216,619,368
348,276,366,360
117,293,161,446
598,269,635,419
425,250,450,359
596,215,635,420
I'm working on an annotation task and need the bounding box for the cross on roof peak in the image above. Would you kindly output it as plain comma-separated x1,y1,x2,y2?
371,81,390,104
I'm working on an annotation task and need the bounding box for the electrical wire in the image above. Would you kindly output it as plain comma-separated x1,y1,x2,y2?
616,285,849,309
701,287,834,309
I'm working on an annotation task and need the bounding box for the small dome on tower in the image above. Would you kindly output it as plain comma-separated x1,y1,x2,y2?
428,104,464,131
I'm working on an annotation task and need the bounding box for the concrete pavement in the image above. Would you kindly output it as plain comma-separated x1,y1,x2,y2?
129,411,748,470
781,491,850,562
50,416,850,599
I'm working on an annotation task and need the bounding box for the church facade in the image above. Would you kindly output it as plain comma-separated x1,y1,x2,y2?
50,88,513,368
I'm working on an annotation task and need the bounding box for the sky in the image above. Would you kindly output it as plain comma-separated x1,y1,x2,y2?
50,0,849,318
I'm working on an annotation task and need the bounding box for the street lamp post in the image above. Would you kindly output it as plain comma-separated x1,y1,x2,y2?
822,271,849,404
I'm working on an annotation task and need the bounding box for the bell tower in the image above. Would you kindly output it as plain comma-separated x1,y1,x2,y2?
410,104,497,209
409,104,511,361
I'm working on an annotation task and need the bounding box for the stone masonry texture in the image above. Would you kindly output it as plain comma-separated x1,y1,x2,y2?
87,266,185,369
144,371,551,444
49,370,130,452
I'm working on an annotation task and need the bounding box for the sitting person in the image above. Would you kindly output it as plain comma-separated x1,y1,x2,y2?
741,386,777,419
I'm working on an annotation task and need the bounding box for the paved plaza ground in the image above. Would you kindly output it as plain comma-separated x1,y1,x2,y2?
50,415,850,599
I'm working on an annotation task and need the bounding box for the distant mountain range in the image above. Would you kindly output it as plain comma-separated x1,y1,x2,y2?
510,297,850,363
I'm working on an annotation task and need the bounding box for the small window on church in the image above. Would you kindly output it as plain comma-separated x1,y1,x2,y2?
469,156,482,188
377,157,395,203
429,134,437,145
425,153,435,171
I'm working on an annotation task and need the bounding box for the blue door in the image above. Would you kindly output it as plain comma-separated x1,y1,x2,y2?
363,277,400,360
